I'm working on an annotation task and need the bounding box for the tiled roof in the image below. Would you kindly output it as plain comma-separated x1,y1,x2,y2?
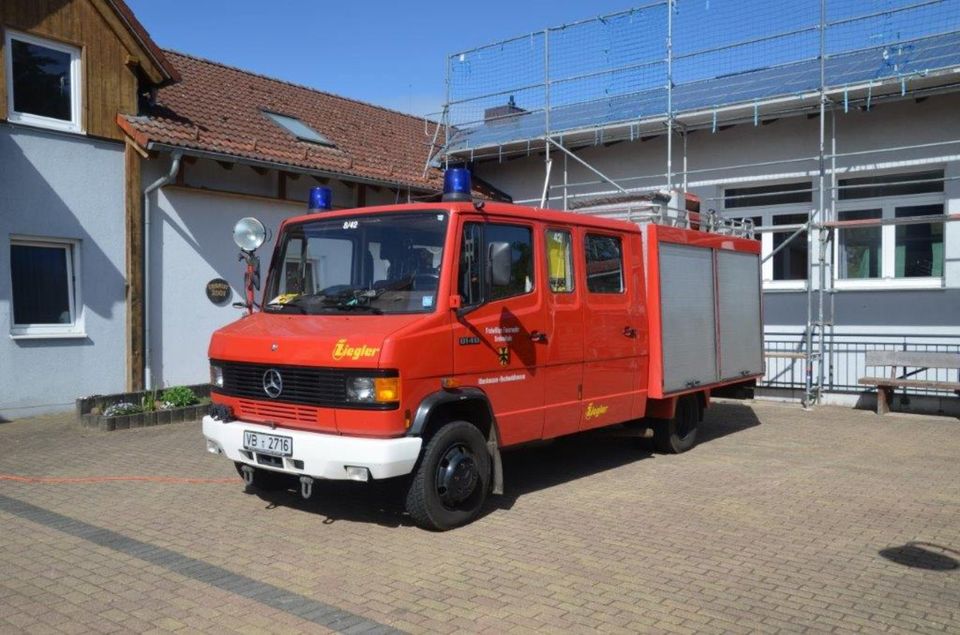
118,51,444,192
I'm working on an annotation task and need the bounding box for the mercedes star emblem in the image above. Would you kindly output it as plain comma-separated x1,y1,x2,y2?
262,369,283,398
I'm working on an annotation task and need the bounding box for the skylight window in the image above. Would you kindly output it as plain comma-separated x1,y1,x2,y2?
264,111,334,146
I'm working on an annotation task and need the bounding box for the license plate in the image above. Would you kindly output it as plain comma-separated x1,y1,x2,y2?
243,431,293,457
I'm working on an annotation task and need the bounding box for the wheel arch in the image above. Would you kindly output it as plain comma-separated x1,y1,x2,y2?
409,388,504,495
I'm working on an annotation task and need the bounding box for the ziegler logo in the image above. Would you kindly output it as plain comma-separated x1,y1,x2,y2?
585,402,609,420
332,339,380,361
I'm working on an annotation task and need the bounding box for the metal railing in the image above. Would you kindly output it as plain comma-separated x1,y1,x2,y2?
762,332,960,394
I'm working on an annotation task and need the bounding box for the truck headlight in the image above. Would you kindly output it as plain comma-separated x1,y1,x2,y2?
345,376,400,404
210,364,224,388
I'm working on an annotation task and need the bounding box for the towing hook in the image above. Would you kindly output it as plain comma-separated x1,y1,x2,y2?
299,476,314,499
240,465,255,487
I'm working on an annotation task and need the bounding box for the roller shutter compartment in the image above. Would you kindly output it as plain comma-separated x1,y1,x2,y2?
658,243,719,393
717,250,764,381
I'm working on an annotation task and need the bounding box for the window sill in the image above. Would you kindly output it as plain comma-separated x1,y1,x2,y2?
835,278,944,291
10,330,88,341
7,114,83,135
763,281,808,292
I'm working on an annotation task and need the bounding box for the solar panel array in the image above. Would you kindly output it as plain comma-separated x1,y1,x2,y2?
444,0,960,154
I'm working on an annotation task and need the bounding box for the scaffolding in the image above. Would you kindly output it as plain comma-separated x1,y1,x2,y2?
435,0,960,406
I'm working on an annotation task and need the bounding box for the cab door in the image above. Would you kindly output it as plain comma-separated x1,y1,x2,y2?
579,230,641,430
541,227,583,439
451,217,547,446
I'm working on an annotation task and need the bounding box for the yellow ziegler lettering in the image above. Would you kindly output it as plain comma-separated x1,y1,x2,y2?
332,338,380,361
585,402,609,420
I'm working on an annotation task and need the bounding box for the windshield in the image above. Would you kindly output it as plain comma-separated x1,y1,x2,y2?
264,211,449,315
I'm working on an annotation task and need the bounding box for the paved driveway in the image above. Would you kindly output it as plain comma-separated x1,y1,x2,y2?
1,401,957,634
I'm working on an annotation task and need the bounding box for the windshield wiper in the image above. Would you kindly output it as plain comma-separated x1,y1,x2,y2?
325,303,384,315
264,302,305,314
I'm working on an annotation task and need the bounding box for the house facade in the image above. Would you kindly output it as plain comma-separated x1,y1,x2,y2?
1,0,177,418
1,0,444,418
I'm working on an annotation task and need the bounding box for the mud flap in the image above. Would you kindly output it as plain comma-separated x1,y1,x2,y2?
487,427,504,496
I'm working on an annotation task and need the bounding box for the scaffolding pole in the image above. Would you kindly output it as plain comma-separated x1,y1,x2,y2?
666,0,675,191
804,0,828,407
542,29,552,208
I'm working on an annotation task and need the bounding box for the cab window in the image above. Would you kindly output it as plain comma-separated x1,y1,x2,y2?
458,221,534,305
585,234,624,293
546,229,574,293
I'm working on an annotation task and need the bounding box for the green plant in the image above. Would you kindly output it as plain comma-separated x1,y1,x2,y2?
141,388,159,412
160,386,199,409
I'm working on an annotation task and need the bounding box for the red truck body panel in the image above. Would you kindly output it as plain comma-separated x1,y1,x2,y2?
209,202,763,447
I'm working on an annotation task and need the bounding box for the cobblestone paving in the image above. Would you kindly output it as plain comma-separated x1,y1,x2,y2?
0,401,957,634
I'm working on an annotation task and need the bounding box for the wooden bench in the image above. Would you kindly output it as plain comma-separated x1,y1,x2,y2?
859,351,960,414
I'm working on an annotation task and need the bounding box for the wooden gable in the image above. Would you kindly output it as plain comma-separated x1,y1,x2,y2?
0,0,172,141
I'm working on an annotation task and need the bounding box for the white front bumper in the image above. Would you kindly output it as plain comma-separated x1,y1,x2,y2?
202,416,422,480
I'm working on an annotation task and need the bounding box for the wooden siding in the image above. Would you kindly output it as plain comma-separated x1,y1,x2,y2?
0,0,141,141
124,139,144,390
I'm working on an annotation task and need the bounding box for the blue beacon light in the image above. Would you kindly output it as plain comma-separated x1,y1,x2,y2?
308,186,332,212
442,167,472,202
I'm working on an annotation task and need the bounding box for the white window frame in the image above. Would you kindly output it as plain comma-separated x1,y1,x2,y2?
833,192,944,291
4,30,83,134
723,204,813,291
9,236,85,339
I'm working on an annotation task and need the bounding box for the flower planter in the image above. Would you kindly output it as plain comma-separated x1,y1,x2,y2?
76,384,211,431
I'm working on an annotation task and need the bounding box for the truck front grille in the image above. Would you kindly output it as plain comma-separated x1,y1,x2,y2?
212,360,397,410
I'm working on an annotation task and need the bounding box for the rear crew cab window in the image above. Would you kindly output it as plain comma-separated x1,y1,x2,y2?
458,221,534,304
585,234,624,293
546,229,574,293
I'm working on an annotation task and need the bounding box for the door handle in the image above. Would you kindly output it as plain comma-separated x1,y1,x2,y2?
622,326,637,338
530,330,547,343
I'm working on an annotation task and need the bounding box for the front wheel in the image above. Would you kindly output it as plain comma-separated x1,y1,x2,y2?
653,395,701,454
405,421,491,531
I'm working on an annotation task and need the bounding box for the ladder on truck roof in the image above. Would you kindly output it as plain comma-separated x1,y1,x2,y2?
566,191,757,239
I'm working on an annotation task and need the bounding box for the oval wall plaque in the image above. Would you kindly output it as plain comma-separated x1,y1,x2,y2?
205,278,232,305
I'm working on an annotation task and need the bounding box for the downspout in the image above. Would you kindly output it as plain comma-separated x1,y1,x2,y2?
143,151,182,390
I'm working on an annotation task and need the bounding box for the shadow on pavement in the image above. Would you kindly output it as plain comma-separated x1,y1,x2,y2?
245,401,762,528
879,542,959,571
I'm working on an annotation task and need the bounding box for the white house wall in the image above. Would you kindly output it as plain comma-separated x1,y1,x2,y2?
0,125,126,418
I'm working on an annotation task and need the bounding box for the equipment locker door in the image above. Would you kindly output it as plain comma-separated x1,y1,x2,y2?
541,227,583,439
579,231,641,430
452,218,547,446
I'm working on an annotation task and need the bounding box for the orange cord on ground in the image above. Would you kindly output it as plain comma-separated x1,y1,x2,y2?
0,474,235,484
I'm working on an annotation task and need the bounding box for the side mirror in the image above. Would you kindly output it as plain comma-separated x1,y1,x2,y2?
488,241,512,287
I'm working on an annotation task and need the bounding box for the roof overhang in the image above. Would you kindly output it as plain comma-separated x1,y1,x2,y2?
97,0,180,85
145,142,441,194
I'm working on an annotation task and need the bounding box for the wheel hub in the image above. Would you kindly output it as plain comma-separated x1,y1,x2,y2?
436,445,478,507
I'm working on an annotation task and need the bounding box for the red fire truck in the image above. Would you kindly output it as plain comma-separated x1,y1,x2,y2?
203,169,763,530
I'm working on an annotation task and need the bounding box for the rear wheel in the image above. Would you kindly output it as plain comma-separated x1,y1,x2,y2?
234,461,289,491
405,421,491,531
653,395,700,454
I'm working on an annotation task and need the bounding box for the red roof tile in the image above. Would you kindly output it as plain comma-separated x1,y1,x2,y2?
119,51,444,192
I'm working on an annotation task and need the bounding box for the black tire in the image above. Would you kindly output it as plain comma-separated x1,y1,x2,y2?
653,395,700,454
405,421,491,531
234,461,290,491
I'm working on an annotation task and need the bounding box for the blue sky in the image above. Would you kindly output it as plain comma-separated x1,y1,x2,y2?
126,0,632,117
